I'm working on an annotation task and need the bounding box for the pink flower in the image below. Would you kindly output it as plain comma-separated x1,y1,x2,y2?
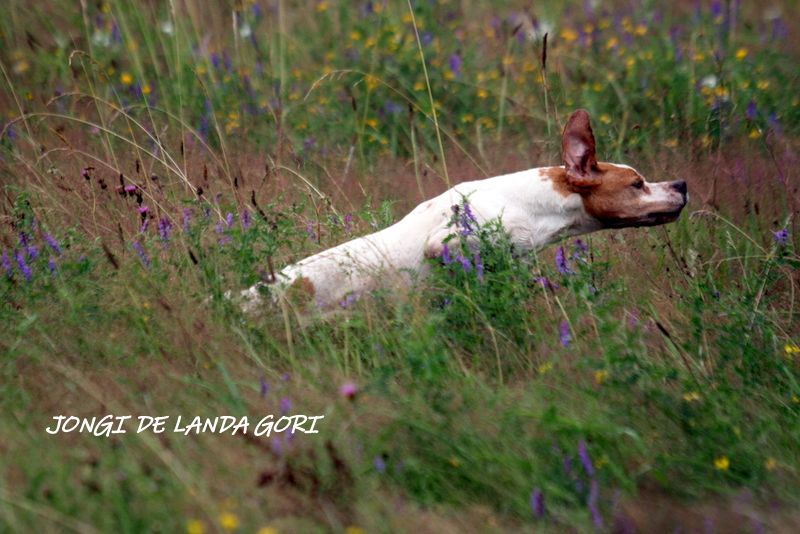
339,381,358,400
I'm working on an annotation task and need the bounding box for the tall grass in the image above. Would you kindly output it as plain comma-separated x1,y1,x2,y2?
1,1,799,532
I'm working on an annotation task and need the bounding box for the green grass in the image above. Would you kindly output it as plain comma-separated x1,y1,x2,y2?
1,1,800,532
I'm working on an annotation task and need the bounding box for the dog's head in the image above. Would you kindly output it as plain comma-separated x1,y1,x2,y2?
557,109,687,228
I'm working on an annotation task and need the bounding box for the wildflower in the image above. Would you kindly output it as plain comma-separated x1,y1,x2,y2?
531,488,545,518
456,254,472,273
259,377,269,397
477,88,489,99
14,250,32,282
746,100,757,120
714,456,730,470
588,479,603,529
186,519,206,534
573,238,589,259
560,321,571,347
374,455,387,472
556,247,573,274
225,212,234,228
773,228,789,246
132,241,151,268
339,380,358,399
2,251,13,278
537,361,553,374
683,391,701,402
785,344,800,354
256,528,278,534
560,28,578,42
474,251,484,281
219,511,239,531
749,129,762,139
25,243,39,260
157,217,172,243
594,370,609,385
441,243,452,264
182,208,192,232
448,53,462,78
279,397,292,415
735,47,748,60
305,221,317,241
343,213,354,233
344,528,365,534
120,72,134,86
578,440,595,477
241,209,252,230
48,257,57,275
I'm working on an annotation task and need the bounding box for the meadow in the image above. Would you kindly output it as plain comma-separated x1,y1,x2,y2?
1,0,799,532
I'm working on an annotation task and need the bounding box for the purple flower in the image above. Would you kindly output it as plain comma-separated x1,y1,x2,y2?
459,202,478,236
441,243,452,264
573,239,589,259
2,250,14,279
383,101,404,114
556,247,573,274
44,233,62,255
374,456,387,473
340,292,359,309
271,436,283,456
578,440,595,478
474,252,484,281
773,228,789,246
260,377,269,398
132,241,151,268
457,254,472,273
124,184,137,194
157,217,172,243
746,100,757,121
560,320,571,347
26,244,39,260
339,381,358,399
531,488,546,518
241,209,252,230
588,479,603,529
536,277,558,290
182,208,192,232
138,206,149,215
48,257,57,275
14,250,32,282
343,213,354,233
279,397,292,415
225,212,234,228
448,53,463,77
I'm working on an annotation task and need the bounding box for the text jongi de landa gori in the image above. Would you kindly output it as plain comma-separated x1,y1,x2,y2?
45,414,323,437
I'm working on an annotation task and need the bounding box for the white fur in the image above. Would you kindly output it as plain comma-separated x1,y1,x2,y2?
238,166,604,311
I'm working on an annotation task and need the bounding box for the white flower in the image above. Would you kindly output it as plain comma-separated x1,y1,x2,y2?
700,74,718,88
160,21,174,35
239,23,252,39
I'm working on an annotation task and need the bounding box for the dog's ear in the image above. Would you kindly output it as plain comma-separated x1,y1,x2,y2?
562,109,601,189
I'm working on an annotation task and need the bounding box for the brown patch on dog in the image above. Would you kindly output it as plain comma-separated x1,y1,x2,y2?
287,276,316,300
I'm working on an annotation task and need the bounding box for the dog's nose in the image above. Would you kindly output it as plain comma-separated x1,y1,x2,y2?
672,180,687,196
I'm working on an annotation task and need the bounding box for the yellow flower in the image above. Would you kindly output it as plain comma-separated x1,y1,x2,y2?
560,28,578,43
444,70,455,81
756,80,770,90
735,48,748,60
765,457,777,471
477,88,489,99
592,82,604,92
784,344,800,354
413,81,425,91
599,113,611,124
257,528,278,534
693,52,706,62
748,129,761,139
537,361,553,375
605,37,619,49
792,394,800,404
634,24,647,36
365,118,378,129
141,84,152,95
594,370,609,385
219,511,239,531
13,60,29,74
625,57,636,68
449,457,461,468
120,72,134,86
186,520,206,534
365,37,376,48
664,138,678,148
461,114,474,124
683,392,701,402
714,456,730,471
345,528,365,534
316,1,329,12
350,30,361,41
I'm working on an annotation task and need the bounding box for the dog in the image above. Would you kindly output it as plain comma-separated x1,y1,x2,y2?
236,109,687,312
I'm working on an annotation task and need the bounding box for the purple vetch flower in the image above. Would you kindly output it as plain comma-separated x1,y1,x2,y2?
2,250,13,278
441,243,452,264
339,380,358,399
343,213,354,233
773,228,789,246
14,250,32,282
138,206,149,217
746,100,757,121
340,292,359,309
588,479,604,529
536,276,558,290
241,209,252,230
556,247,573,274
374,456,387,473
271,436,284,456
456,254,472,273
474,252,484,281
225,212,234,228
573,239,589,259
560,320,571,347
132,241,151,268
182,208,192,232
25,244,39,260
768,113,783,135
531,488,546,518
140,218,150,233
281,372,291,382
48,257,57,275
459,202,478,235
279,396,292,415
383,100,404,114
210,51,221,69
302,136,316,150
124,184,137,194
260,377,269,397
448,53,463,77
578,440,595,477
157,217,172,243
18,232,30,247
710,0,723,19
44,233,63,255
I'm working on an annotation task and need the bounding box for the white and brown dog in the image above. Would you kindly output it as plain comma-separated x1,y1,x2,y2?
237,110,687,311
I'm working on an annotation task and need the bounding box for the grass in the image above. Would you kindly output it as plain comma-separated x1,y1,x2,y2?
1,0,799,532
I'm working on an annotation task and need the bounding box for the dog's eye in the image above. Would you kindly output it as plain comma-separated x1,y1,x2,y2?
632,180,644,189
